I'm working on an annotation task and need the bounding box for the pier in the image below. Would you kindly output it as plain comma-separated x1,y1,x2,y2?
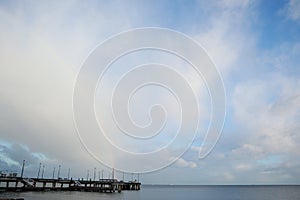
0,177,141,193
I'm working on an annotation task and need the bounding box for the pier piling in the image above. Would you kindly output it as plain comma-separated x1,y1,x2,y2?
0,177,141,193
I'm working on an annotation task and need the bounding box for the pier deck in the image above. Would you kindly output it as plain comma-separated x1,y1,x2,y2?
0,177,141,193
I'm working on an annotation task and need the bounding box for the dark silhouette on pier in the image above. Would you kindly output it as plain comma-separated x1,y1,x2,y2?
0,160,141,193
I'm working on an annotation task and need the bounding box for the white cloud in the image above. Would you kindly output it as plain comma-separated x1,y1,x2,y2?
190,145,201,152
222,172,235,181
187,0,300,184
194,0,257,78
231,144,264,159
175,158,197,169
283,0,300,22
233,74,300,155
235,164,252,171
1,0,300,184
0,1,138,177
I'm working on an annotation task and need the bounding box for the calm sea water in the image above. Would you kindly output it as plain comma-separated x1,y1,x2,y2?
1,185,300,200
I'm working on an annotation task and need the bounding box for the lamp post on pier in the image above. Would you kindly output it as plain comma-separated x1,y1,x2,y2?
68,168,70,180
57,165,61,179
20,160,25,178
37,163,41,178
52,167,56,179
93,168,96,181
41,165,45,179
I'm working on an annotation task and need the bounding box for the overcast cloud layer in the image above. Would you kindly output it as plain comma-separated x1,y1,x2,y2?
0,0,300,184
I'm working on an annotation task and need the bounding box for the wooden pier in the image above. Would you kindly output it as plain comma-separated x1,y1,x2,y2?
0,177,141,193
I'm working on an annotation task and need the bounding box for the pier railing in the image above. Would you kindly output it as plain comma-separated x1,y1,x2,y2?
0,177,141,193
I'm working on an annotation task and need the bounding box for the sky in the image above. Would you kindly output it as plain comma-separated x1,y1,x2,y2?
0,0,300,185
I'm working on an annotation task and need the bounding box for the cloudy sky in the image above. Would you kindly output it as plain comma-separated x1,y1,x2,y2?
0,0,300,185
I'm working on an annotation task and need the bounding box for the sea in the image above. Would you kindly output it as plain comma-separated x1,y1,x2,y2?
1,185,300,200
